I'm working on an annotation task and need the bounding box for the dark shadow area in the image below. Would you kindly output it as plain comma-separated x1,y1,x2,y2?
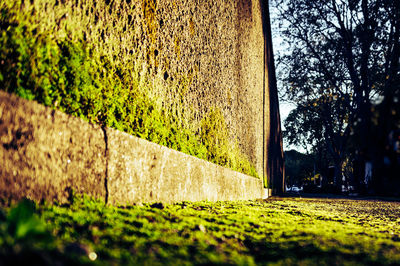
260,0,285,193
244,238,371,265
275,192,400,202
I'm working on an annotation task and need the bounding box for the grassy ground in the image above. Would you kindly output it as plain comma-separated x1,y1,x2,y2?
1,195,400,265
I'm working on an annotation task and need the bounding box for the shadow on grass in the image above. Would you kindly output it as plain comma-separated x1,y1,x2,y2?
243,238,385,265
278,192,400,202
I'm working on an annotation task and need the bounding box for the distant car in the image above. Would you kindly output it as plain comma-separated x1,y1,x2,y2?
287,186,303,192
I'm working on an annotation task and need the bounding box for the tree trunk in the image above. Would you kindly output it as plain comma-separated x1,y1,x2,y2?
333,159,344,193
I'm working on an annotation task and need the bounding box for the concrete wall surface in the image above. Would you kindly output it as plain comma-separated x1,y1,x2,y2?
0,91,263,204
23,0,265,177
143,0,266,175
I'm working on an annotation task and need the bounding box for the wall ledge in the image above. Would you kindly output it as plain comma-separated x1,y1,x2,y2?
0,91,264,204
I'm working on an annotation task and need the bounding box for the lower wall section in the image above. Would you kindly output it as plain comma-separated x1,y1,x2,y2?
0,92,106,203
0,91,263,204
106,128,263,204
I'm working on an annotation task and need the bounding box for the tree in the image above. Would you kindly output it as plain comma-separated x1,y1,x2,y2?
284,150,314,187
273,0,400,192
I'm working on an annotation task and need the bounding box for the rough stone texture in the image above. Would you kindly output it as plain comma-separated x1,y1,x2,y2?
9,0,279,185
106,127,263,205
148,0,266,176
0,91,106,203
76,0,266,177
0,91,263,203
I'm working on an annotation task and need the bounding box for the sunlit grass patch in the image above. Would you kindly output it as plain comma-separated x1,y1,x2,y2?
0,196,399,265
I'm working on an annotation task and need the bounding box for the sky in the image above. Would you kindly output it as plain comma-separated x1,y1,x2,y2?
270,3,299,152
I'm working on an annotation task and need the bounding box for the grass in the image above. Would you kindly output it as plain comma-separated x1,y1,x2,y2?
1,195,400,265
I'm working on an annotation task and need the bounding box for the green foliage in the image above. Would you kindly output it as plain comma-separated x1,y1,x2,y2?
2,195,400,265
0,198,98,265
284,150,314,186
3,199,51,243
0,199,57,263
0,0,258,178
275,0,400,189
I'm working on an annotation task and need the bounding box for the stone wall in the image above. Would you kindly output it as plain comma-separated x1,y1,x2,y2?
0,91,107,203
3,0,269,178
142,0,265,175
63,0,265,177
0,91,263,204
0,0,284,198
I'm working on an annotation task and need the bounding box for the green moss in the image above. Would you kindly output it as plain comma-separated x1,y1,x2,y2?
0,0,259,178
200,107,230,164
1,195,400,265
200,108,259,177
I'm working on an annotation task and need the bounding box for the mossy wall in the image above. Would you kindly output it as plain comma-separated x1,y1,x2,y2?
0,0,265,178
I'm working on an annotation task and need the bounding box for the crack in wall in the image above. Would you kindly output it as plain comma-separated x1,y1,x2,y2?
101,126,109,204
